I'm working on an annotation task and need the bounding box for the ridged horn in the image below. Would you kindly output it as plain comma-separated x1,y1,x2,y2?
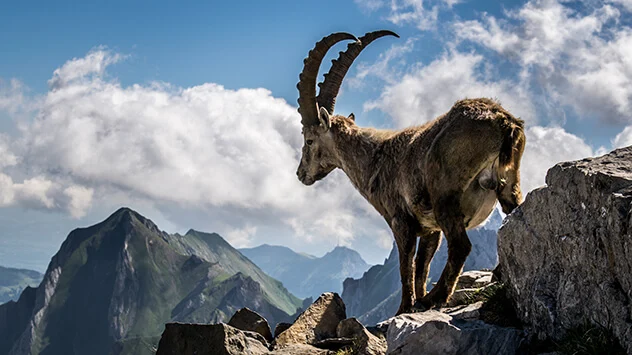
317,30,399,115
297,32,358,127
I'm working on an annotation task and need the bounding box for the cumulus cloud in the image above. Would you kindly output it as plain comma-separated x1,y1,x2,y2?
365,51,536,128
455,0,632,124
0,49,392,252
354,0,440,30
349,37,417,88
520,126,595,192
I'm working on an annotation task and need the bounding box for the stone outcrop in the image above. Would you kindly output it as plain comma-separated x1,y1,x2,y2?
156,323,270,355
273,292,346,348
498,146,632,352
228,308,273,342
381,307,524,355
337,318,387,355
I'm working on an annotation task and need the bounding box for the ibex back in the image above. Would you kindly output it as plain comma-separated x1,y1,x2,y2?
296,31,525,314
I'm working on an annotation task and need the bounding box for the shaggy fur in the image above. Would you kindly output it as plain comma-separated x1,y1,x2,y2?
296,32,526,315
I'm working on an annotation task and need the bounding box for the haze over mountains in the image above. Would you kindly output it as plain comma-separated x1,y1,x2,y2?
0,208,304,355
239,244,370,300
0,267,42,304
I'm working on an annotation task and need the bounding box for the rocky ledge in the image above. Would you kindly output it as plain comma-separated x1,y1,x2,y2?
498,146,632,353
156,271,526,355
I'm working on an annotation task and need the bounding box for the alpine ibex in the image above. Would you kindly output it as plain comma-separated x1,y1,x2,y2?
295,31,526,314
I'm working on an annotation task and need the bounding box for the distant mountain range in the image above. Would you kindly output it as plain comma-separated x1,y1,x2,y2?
0,267,43,304
342,209,504,325
0,208,303,355
239,244,370,300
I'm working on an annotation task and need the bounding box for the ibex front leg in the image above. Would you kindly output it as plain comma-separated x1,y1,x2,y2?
392,217,417,315
417,194,471,309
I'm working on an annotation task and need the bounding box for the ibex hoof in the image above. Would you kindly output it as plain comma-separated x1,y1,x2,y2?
412,301,430,312
395,305,414,316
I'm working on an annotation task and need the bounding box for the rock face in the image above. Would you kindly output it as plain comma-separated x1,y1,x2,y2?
228,308,273,342
337,318,386,355
274,292,346,348
156,323,269,355
381,307,524,355
498,147,632,352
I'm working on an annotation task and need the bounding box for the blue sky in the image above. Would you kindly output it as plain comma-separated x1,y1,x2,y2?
1,0,631,270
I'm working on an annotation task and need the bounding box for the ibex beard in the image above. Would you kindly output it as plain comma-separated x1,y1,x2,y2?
296,31,525,315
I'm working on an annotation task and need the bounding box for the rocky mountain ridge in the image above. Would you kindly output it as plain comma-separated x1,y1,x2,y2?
0,208,303,355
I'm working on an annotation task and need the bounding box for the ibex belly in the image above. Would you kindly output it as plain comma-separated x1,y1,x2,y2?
415,163,498,231
462,164,499,229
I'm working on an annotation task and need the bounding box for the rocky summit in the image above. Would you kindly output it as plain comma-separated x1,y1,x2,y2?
499,146,632,353
0,208,303,355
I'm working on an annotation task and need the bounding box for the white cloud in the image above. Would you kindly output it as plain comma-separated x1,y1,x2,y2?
365,51,536,128
354,0,440,30
613,125,632,148
225,225,258,248
349,37,417,88
520,126,595,192
1,49,391,251
48,47,124,90
455,0,632,124
608,0,632,12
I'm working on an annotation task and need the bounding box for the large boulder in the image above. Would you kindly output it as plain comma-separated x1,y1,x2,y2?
273,292,346,349
498,147,632,352
228,308,273,342
337,318,387,355
381,307,524,355
156,323,269,355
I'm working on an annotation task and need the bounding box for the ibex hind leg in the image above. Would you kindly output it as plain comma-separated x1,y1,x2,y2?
417,120,499,308
496,125,526,214
416,193,471,309
414,229,441,301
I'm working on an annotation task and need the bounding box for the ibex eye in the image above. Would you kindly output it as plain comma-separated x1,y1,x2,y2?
306,139,314,145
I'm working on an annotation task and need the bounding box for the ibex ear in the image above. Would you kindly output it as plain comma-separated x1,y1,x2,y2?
319,106,332,131
348,113,355,121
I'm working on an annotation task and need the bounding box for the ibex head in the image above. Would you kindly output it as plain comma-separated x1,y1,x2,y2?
296,31,399,186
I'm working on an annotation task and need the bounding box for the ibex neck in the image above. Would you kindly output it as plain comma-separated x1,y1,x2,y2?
333,126,389,193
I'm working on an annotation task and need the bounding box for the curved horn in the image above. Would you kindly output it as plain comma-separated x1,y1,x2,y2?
317,30,399,115
297,32,358,127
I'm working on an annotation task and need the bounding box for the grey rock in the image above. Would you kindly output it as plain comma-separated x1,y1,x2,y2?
498,146,632,352
156,322,269,355
273,292,346,349
456,270,493,290
274,322,292,338
445,301,484,321
268,344,332,354
382,310,524,355
313,337,354,350
229,307,273,342
337,317,387,355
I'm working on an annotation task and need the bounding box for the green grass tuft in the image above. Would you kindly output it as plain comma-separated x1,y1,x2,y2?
555,323,625,355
